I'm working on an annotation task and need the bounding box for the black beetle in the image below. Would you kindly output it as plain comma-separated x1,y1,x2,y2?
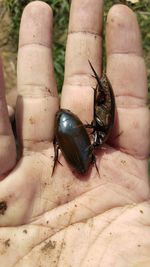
52,109,96,175
88,61,115,148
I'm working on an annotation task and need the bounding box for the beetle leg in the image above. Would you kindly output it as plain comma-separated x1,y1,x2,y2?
92,129,106,148
92,153,100,177
51,138,62,176
93,131,99,147
114,131,123,140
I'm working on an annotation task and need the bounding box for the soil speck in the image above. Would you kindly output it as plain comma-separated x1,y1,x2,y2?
41,240,56,252
0,201,7,215
4,239,10,247
29,116,35,124
140,210,144,214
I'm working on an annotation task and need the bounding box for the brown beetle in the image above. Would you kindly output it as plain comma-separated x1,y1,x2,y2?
88,61,115,147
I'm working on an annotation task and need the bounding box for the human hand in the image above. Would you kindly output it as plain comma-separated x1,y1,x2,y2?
0,1,149,266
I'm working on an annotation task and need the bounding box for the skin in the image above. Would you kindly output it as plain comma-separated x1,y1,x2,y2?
0,0,150,266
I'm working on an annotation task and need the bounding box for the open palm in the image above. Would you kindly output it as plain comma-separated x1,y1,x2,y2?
0,1,149,266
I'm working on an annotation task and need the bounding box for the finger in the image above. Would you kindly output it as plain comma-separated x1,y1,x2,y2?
106,5,150,158
61,0,103,123
16,1,59,149
6,87,17,109
0,57,16,177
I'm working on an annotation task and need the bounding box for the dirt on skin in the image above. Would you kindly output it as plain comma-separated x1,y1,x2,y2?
4,239,10,247
41,240,57,252
0,201,7,215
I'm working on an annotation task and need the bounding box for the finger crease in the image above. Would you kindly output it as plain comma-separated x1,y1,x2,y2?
108,51,143,58
19,42,51,49
68,30,102,38
18,84,57,98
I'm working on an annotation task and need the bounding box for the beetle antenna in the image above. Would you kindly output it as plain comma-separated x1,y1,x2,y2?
88,60,105,92
51,139,60,176
88,60,100,83
95,162,100,178
92,153,100,178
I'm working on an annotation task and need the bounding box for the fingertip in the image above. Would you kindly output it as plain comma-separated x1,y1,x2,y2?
22,1,53,22
108,3,134,17
106,4,142,55
68,0,103,34
25,0,52,9
19,1,53,48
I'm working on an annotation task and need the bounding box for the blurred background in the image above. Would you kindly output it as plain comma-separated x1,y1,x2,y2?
0,0,149,173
